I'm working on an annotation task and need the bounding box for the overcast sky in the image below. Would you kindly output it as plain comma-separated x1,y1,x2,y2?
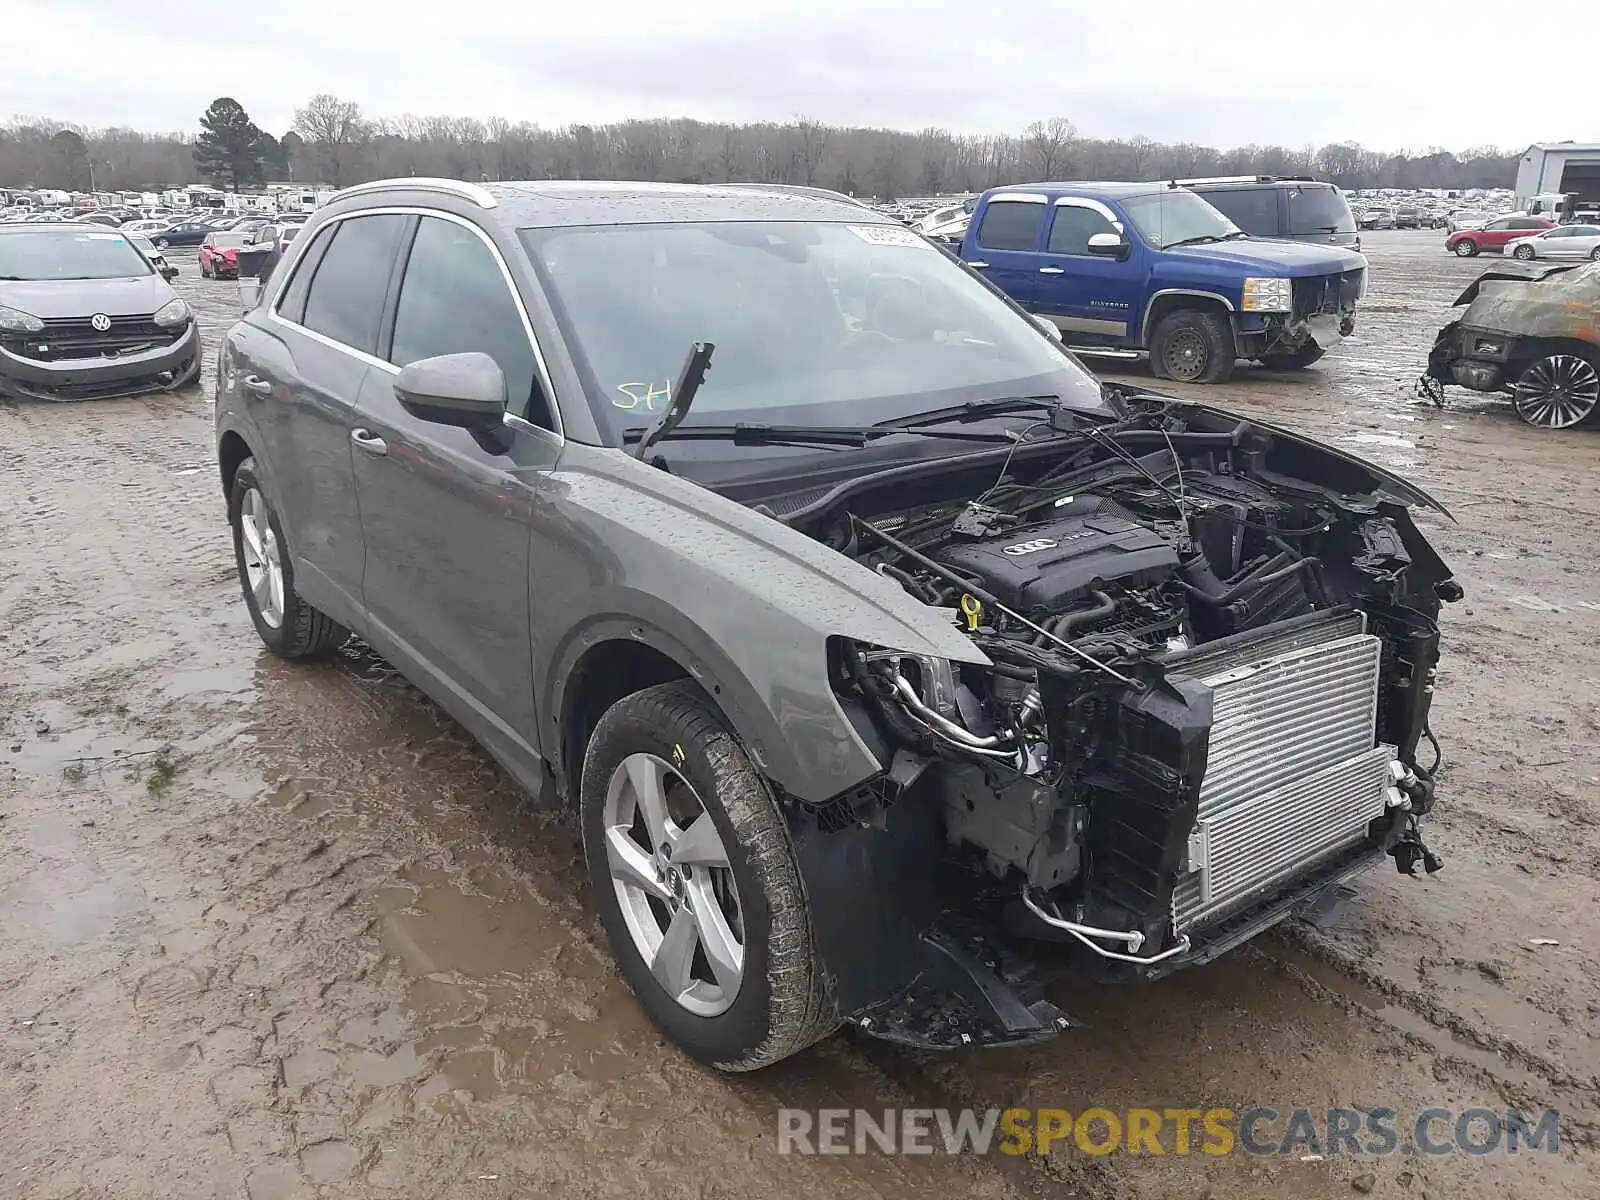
2,0,1587,151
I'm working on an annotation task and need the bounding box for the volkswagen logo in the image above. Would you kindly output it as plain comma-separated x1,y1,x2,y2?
89,313,112,332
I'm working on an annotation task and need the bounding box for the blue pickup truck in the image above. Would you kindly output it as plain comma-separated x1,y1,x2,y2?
957,182,1368,383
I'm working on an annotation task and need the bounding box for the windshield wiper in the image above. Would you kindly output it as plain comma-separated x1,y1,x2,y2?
632,341,715,460
621,421,1021,449
887,395,1118,433
1164,234,1222,248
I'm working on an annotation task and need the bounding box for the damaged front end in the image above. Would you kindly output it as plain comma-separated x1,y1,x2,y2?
1423,261,1600,428
781,394,1461,1050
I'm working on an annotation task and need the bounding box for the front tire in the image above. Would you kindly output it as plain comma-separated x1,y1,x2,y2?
1454,239,1479,257
1150,308,1235,383
580,680,837,1071
228,457,347,657
1512,244,1536,260
1589,246,1600,262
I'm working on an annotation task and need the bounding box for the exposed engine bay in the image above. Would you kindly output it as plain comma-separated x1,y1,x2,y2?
771,390,1460,1046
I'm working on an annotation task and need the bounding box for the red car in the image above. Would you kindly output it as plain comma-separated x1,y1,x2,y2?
1445,215,1555,257
198,231,251,279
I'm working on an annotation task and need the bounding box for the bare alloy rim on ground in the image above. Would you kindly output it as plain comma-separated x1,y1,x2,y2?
1,230,1596,1199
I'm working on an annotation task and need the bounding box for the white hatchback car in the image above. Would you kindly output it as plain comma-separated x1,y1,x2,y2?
1504,224,1600,262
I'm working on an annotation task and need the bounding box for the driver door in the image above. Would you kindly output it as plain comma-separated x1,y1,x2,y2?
350,213,560,753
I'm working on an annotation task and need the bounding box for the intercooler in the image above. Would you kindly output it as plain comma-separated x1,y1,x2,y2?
1168,618,1393,933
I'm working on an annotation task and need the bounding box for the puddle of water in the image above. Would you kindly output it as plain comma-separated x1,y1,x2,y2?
1340,431,1415,450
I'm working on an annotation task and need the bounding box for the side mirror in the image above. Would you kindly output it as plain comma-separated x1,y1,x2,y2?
394,352,511,452
162,265,179,281
1032,314,1064,341
1087,232,1130,260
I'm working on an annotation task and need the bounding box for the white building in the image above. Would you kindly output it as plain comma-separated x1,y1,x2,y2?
1514,142,1600,212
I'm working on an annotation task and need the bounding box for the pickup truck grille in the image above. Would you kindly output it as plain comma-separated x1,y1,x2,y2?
1291,269,1364,319
2,315,183,362
1170,627,1390,933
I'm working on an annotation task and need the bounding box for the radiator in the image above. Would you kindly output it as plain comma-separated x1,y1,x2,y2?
1170,629,1392,932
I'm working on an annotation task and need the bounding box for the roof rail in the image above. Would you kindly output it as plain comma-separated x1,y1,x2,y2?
330,177,498,209
1168,175,1274,187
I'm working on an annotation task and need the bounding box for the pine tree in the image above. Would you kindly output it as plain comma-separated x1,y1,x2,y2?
193,98,268,190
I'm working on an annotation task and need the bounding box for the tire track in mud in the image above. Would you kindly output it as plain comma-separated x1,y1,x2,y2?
2,238,1597,1199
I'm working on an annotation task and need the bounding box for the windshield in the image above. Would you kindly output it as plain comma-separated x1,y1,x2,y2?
1287,186,1356,235
0,228,153,280
520,220,1103,444
1121,191,1240,249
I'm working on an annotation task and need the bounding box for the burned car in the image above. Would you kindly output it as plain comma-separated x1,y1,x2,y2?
215,180,1458,1072
1424,261,1600,428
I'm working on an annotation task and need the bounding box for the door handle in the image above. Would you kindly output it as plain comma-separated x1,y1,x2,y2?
350,427,388,457
967,260,989,269
1038,266,1066,275
241,374,273,397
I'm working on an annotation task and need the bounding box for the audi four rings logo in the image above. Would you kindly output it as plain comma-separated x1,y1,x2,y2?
1002,538,1058,556
89,313,112,332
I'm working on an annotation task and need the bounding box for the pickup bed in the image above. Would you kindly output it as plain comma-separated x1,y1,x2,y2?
957,182,1369,383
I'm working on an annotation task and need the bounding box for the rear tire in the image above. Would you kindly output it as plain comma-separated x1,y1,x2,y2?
1454,239,1479,257
580,680,837,1071
1260,343,1326,370
1589,246,1600,262
228,457,347,658
1150,308,1235,384
1511,353,1600,429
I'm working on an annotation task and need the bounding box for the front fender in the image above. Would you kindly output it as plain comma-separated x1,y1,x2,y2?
531,445,991,803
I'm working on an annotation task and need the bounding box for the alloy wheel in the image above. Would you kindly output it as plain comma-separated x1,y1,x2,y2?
602,752,745,1017
239,486,285,627
1513,355,1600,429
1513,245,1535,260
1454,240,1476,256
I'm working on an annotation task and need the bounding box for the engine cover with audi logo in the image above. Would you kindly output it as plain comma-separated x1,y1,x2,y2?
933,495,1179,609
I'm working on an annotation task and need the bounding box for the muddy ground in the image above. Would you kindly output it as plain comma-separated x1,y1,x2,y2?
2,230,1597,1200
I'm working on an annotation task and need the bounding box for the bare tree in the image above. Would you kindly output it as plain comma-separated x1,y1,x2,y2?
293,93,366,187
790,117,830,186
1024,116,1076,179
0,104,1524,198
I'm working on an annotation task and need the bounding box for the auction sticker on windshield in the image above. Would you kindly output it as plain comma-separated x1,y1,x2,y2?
847,224,932,248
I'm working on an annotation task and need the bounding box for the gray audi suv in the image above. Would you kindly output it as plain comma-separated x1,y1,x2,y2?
214,178,1458,1071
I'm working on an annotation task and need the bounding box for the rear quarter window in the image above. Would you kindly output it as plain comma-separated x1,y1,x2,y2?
976,201,1044,251
1196,187,1280,236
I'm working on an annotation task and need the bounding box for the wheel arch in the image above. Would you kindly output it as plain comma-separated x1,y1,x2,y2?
1507,336,1600,377
217,428,253,499
1143,289,1234,342
545,615,831,809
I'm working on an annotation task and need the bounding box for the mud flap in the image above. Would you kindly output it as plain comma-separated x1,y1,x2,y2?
848,928,1078,1050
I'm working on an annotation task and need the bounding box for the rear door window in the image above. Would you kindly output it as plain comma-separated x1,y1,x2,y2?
298,214,408,356
1198,188,1280,236
976,201,1044,251
389,216,546,426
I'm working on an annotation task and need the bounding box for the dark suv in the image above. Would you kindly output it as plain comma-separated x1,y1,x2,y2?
1177,176,1361,253
214,177,1456,1072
